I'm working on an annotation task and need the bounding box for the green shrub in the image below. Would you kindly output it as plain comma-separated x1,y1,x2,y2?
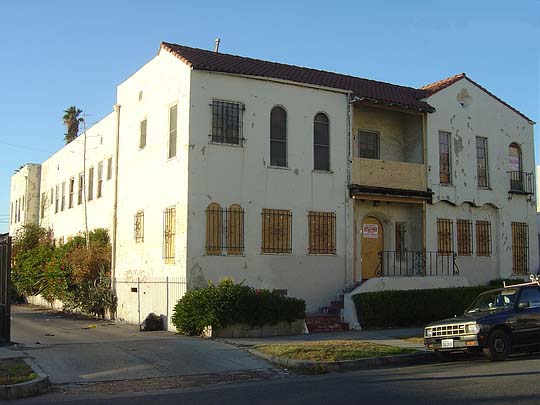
172,279,305,335
353,285,496,328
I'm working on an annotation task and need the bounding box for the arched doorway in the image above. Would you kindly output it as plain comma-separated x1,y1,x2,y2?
361,216,383,279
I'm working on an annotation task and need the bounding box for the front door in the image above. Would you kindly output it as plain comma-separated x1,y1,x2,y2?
361,217,383,279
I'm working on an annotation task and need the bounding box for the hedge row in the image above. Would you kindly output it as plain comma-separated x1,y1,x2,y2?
172,279,306,335
353,285,498,328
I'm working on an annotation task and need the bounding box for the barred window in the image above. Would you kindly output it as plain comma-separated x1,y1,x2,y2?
61,181,66,211
88,167,94,201
68,177,74,208
168,105,177,159
314,113,330,171
358,131,379,159
476,221,491,256
163,207,176,264
512,222,528,274
78,173,84,205
140,119,147,150
134,210,144,243
476,137,489,187
211,99,243,145
97,161,103,199
395,222,407,254
308,211,336,254
439,131,451,184
205,203,244,255
261,209,292,254
456,219,472,256
437,218,453,255
270,106,287,167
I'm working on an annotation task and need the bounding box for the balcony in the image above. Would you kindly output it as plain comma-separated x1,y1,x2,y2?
508,171,534,195
376,251,459,277
351,158,427,192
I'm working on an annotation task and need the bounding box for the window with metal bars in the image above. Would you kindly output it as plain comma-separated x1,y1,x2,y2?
439,131,451,184
395,222,407,255
140,119,147,150
358,130,380,159
308,211,336,254
205,203,245,255
270,106,287,167
314,113,330,171
211,99,244,145
456,219,472,256
437,218,453,255
163,207,176,264
476,221,491,256
134,210,144,243
168,105,177,159
476,137,489,187
512,222,528,274
261,209,292,254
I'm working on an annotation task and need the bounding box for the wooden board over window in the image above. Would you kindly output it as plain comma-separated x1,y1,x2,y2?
457,219,472,256
512,222,528,274
437,218,453,255
476,221,491,256
308,211,336,254
261,209,292,254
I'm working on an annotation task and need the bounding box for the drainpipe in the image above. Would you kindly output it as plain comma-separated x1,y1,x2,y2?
111,104,121,293
345,92,353,286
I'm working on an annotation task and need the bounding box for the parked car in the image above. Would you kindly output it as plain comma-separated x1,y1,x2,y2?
424,277,540,361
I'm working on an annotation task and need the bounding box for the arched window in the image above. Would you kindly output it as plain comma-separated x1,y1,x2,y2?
227,204,244,255
509,143,522,191
314,113,330,171
206,203,222,255
270,106,287,167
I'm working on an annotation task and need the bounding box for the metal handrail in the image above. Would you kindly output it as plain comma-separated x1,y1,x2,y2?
376,250,459,277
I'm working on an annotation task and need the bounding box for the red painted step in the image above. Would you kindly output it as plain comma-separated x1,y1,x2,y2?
305,314,349,333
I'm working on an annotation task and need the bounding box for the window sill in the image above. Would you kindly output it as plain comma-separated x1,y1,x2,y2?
439,183,455,187
478,186,492,191
209,141,244,148
307,253,337,256
204,254,246,257
312,169,333,174
260,252,292,256
166,156,177,162
267,165,290,171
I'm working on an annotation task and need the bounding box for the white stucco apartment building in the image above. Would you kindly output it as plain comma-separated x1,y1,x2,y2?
9,42,538,328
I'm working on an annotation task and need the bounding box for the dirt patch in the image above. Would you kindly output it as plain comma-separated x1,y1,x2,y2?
0,358,37,385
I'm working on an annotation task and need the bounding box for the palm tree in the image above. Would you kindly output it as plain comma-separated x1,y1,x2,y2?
63,106,83,144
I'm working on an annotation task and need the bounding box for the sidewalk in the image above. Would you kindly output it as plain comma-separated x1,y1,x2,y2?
217,327,425,350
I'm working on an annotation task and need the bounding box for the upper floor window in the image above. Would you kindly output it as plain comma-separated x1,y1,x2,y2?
134,210,144,243
476,137,489,187
168,105,177,159
61,181,66,211
211,99,244,145
69,177,74,208
55,185,59,213
314,113,330,171
270,106,287,167
88,167,94,201
439,131,451,185
97,161,103,199
78,173,84,205
358,130,379,159
106,157,112,180
140,119,147,150
40,193,45,219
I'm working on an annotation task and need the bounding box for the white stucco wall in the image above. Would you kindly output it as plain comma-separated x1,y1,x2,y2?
186,70,351,311
425,78,538,280
38,113,116,241
9,163,41,235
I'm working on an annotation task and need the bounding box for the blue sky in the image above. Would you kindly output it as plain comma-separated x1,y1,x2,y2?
1,0,539,232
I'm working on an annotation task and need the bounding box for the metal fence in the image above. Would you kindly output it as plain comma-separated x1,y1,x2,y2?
114,277,187,331
376,250,459,277
0,234,11,343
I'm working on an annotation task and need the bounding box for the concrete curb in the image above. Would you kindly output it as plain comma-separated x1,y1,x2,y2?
0,357,50,400
247,348,435,373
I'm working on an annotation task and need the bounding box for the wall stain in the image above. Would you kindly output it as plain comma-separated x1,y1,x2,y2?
200,146,206,156
293,169,299,176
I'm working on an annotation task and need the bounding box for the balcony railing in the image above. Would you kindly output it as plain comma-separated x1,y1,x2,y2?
508,171,534,194
376,251,459,277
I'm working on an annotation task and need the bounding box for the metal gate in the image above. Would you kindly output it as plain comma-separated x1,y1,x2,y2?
0,234,11,343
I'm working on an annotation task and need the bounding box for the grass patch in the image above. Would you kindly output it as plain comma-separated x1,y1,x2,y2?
254,340,417,362
400,336,424,345
0,359,37,385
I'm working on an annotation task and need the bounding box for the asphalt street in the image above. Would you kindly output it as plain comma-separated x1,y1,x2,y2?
8,305,270,383
15,352,540,404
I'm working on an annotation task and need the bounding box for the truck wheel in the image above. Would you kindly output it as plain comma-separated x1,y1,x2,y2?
483,329,511,361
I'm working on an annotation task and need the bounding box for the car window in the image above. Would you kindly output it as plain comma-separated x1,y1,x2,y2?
466,289,518,313
518,287,540,308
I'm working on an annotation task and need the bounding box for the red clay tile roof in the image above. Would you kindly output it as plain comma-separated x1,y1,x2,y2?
421,73,534,124
161,42,435,112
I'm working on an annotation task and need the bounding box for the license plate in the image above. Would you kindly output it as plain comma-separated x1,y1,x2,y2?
441,339,454,348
